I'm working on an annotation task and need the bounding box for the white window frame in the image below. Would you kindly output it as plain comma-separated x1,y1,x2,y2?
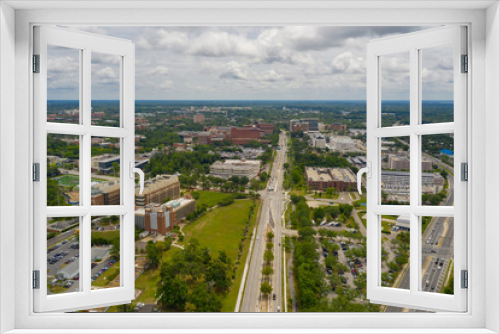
365,26,467,312
1,1,499,333
33,26,136,312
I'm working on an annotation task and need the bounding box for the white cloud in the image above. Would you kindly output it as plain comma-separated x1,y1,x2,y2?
49,26,448,100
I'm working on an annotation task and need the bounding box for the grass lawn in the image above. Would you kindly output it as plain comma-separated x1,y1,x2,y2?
91,230,120,243
92,262,120,287
135,248,182,304
106,247,181,312
192,190,238,209
313,193,339,200
182,199,254,261
182,199,257,311
381,220,394,232
289,189,307,196
53,175,105,188
220,199,261,312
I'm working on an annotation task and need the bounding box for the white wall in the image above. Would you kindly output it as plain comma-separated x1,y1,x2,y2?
0,2,16,333
485,2,500,333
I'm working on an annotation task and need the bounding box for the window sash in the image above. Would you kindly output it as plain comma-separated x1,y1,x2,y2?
8,6,488,332
33,25,136,312
366,26,467,312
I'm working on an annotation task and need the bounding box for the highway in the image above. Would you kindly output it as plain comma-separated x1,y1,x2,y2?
240,131,287,312
385,160,455,312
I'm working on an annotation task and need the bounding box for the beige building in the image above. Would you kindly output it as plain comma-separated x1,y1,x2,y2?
135,175,180,207
209,159,262,179
388,156,434,171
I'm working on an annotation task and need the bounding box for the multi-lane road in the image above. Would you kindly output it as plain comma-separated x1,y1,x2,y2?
240,132,287,312
385,157,455,312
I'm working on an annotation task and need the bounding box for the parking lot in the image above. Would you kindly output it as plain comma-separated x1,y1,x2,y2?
47,239,118,294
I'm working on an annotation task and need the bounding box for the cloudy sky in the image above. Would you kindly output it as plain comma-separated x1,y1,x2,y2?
47,26,453,100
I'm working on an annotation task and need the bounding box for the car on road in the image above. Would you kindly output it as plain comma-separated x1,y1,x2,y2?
431,249,437,253
273,293,276,300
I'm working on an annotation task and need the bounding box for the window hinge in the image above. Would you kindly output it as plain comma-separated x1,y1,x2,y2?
461,162,468,182
33,270,40,289
33,54,40,73
461,54,468,73
461,270,468,289
33,163,40,182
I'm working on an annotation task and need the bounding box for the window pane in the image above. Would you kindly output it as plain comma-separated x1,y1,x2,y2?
421,45,454,124
380,52,410,127
91,216,121,290
47,134,80,207
421,134,453,206
91,52,121,127
91,137,121,206
47,217,80,295
381,215,410,290
47,45,80,124
381,136,410,205
421,216,454,295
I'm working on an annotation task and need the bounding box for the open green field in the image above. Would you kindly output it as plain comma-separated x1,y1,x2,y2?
313,193,339,200
221,199,260,312
182,199,258,311
54,175,105,188
182,199,254,262
192,190,237,209
91,230,120,243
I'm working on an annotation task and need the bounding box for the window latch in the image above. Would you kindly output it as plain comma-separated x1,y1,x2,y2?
130,162,144,194
357,162,371,195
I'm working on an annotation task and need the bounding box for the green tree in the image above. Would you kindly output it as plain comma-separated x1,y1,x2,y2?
262,265,274,276
110,238,120,260
157,275,188,311
263,250,274,263
260,281,273,295
146,241,161,268
187,283,222,312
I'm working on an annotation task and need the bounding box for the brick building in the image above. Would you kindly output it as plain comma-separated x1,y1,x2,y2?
305,167,357,192
193,114,205,124
135,196,195,236
230,127,262,145
256,123,274,135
